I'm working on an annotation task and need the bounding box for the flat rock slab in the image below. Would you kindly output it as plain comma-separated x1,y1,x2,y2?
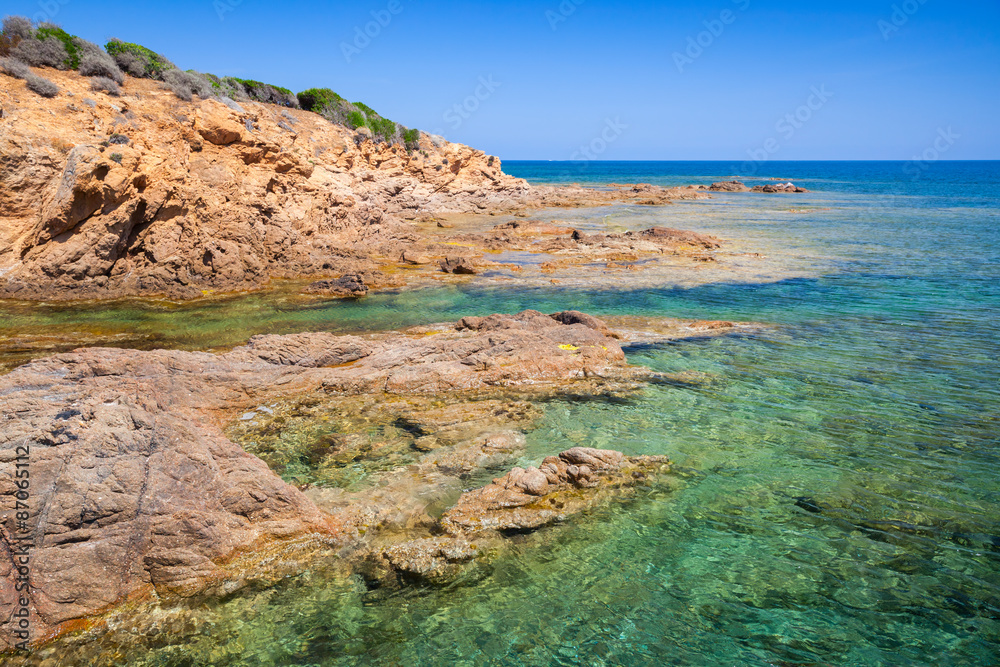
0,310,645,649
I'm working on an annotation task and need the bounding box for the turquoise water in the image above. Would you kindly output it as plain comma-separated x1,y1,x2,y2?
9,161,1000,665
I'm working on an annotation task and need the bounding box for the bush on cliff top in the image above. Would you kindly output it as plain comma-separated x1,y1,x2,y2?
10,33,69,69
76,39,125,84
1,16,32,40
0,16,28,57
209,75,298,107
163,69,213,101
1,19,79,70
1,17,124,84
105,38,174,79
33,24,79,68
297,87,343,113
0,14,421,147
403,128,420,149
300,88,415,146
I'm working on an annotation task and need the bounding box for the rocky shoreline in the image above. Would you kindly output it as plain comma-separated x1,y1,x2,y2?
1,68,805,303
0,310,758,653
1,64,791,658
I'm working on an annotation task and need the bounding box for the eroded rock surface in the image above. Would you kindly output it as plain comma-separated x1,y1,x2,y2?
0,69,725,301
364,447,672,585
0,311,658,648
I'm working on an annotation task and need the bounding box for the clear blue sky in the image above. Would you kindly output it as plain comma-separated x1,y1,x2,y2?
5,0,998,160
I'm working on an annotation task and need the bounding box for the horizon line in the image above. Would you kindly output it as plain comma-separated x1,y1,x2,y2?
501,158,1000,162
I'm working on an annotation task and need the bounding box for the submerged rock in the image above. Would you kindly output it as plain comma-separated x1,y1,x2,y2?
364,447,672,585
304,274,369,298
0,310,652,649
441,447,669,535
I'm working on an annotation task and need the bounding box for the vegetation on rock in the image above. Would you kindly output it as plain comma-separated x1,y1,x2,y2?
104,37,174,79
0,13,421,146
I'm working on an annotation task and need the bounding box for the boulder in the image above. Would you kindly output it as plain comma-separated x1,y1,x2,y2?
440,256,477,274
400,249,432,265
194,101,244,146
708,180,749,192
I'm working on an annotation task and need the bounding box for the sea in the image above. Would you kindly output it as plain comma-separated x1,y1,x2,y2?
3,160,998,665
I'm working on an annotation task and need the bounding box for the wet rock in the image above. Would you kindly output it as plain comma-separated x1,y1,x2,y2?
627,227,722,250
708,180,750,192
441,447,670,535
363,537,479,585
365,447,672,586
549,310,617,338
304,274,369,298
440,257,477,274
0,311,650,647
400,250,432,265
751,182,808,193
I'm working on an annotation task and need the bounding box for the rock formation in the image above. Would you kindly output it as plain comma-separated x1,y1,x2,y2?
0,308,759,650
0,310,664,648
363,447,672,585
0,68,723,301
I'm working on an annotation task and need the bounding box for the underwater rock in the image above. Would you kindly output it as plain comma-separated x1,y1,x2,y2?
362,537,480,585
364,447,672,585
0,310,650,648
441,447,668,535
626,227,722,250
304,274,369,298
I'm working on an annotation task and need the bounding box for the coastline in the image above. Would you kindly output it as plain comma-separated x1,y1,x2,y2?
2,65,998,664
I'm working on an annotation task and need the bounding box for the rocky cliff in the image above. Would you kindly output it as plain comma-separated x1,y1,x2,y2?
0,66,534,300
0,65,726,301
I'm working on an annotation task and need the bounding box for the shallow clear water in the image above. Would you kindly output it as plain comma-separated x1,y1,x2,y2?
7,161,1000,665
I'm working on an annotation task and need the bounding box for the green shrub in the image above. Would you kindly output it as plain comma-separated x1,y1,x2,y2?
110,152,123,164
368,116,398,143
297,87,343,112
403,128,420,150
353,102,376,117
105,38,174,80
230,77,297,107
345,109,367,129
301,91,405,145
34,24,79,68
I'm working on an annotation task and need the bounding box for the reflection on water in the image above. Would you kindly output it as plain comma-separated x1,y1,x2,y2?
6,162,1000,665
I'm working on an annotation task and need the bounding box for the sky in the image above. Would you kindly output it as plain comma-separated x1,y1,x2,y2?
4,0,998,160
